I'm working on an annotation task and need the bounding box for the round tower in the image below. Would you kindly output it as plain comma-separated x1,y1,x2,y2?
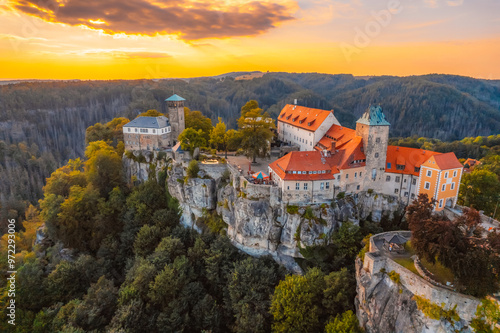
165,94,186,144
356,105,390,186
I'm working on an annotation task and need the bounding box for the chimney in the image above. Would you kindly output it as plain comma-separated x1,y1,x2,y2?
331,139,337,151
294,99,297,105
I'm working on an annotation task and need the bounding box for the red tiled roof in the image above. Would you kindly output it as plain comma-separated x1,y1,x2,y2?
278,104,333,132
464,158,480,167
433,152,463,170
269,151,338,181
386,146,439,176
315,125,356,151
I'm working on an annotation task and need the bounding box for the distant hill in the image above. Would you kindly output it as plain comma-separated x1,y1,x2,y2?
1,72,500,222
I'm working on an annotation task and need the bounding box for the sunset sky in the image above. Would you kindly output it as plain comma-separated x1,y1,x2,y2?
0,0,499,80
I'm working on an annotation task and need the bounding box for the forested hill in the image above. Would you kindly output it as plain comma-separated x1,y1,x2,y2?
1,73,499,224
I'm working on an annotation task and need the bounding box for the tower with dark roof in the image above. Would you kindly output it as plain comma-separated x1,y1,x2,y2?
165,94,186,144
356,105,391,185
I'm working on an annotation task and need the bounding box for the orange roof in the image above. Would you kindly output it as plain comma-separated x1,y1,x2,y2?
278,104,333,132
386,146,440,176
433,152,463,170
269,151,338,181
464,158,480,167
315,125,356,151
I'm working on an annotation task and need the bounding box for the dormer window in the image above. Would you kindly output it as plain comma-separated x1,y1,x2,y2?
396,164,405,170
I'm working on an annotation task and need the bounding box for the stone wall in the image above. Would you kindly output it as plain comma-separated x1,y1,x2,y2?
363,231,480,323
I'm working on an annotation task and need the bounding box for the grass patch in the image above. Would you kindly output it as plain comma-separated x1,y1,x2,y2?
413,295,460,323
393,257,419,275
388,271,401,284
420,257,455,286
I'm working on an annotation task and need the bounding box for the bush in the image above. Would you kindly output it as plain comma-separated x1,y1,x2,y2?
186,160,200,178
336,192,345,199
413,295,460,323
303,207,315,220
357,234,372,263
287,205,299,215
388,271,400,284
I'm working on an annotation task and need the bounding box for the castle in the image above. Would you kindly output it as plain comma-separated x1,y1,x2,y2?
123,94,186,151
269,104,463,211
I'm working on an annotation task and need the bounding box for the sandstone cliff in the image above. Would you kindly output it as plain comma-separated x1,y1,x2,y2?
164,162,404,272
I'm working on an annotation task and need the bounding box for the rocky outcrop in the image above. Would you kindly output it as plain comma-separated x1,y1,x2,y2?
164,162,404,272
355,259,474,333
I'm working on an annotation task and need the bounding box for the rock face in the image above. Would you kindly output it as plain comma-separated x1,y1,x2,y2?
355,259,474,333
164,162,404,272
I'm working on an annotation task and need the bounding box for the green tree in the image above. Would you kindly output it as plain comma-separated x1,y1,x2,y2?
185,108,213,142
325,310,362,333
270,269,323,333
138,109,164,117
237,102,275,163
459,169,500,215
179,128,207,155
229,257,284,333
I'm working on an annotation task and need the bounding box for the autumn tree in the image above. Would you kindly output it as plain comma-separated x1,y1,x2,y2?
84,141,124,198
237,101,275,163
210,117,229,157
138,109,164,117
85,117,130,147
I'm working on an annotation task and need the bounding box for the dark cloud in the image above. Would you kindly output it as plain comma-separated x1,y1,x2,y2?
11,0,295,40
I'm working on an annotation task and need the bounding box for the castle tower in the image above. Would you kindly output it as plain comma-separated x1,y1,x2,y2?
356,105,390,186
165,94,186,144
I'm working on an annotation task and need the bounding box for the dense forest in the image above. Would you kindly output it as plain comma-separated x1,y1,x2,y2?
0,128,385,332
1,72,500,226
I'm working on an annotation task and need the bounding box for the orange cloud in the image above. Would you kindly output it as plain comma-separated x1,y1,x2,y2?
9,0,296,40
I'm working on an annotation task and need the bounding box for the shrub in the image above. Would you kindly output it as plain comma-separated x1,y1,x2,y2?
287,205,299,215
367,189,374,194
388,271,400,284
357,234,372,263
337,192,345,199
413,295,460,322
303,207,315,220
186,160,199,178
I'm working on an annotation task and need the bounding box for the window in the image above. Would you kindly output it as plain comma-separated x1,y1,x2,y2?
306,140,307,144
326,182,330,189
412,179,417,185
135,128,138,133
357,185,360,190
414,167,420,173
424,182,430,190
153,129,156,133
360,172,362,177
337,175,340,180
287,186,289,190
293,171,296,174
426,170,432,177
355,172,357,178
372,168,377,180
375,153,379,158
411,193,415,199
297,171,301,175
453,170,457,177
451,183,455,190
404,192,409,197
296,183,300,190
442,184,446,191
394,189,399,194
396,165,405,170
376,137,381,143
444,172,449,178
386,176,391,181
304,183,308,190
404,179,407,183
313,171,317,174
346,174,349,179
128,128,131,132
320,182,324,190
387,163,392,169
395,176,400,182
439,199,443,208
